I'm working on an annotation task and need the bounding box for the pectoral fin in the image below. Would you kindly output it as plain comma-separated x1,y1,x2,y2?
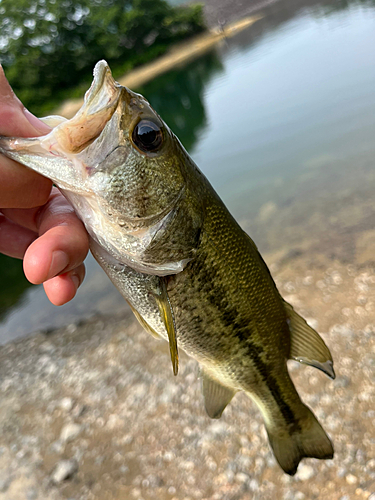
284,301,335,379
153,278,179,376
201,369,236,419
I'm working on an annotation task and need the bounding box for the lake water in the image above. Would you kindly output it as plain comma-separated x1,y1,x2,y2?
1,0,374,344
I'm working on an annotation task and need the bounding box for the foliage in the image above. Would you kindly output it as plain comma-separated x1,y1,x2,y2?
0,254,32,321
0,0,205,115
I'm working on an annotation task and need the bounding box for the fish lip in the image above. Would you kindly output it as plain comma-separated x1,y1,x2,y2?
81,60,121,118
85,60,113,104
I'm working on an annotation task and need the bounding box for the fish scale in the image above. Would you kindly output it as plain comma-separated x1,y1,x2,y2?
0,60,336,475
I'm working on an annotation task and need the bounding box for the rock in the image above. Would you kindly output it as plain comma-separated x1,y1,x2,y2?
345,473,358,485
296,464,315,481
51,459,78,483
26,489,38,500
249,479,259,492
60,423,82,443
51,440,65,454
59,397,74,412
72,404,86,418
235,472,249,484
0,475,12,492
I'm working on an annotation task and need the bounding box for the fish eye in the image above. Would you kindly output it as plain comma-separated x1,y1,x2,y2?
132,119,163,153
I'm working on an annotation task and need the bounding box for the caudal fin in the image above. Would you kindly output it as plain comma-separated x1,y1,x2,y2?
266,405,333,475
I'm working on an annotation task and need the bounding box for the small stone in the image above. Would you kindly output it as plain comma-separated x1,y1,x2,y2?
306,318,318,330
295,493,306,500
346,473,358,485
66,323,77,334
0,475,12,492
60,423,82,443
249,479,259,492
337,467,347,478
51,440,65,454
302,276,313,286
26,489,38,500
72,404,85,418
235,472,249,484
296,464,315,481
39,341,56,353
59,398,74,412
51,459,78,483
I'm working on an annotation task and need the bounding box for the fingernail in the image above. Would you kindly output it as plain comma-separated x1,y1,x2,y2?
49,251,69,279
71,274,80,290
24,109,51,134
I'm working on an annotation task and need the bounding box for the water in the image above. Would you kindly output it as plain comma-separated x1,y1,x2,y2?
1,0,374,343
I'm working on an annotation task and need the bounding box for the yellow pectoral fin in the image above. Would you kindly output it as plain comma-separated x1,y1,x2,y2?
153,277,179,377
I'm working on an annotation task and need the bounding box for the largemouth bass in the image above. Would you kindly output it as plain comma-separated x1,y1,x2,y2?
0,61,335,475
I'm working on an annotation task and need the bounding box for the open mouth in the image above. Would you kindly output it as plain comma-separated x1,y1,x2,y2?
82,60,120,117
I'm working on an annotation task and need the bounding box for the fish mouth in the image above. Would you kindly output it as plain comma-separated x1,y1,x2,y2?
83,60,120,116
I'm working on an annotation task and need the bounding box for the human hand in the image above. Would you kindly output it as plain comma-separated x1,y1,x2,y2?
0,66,89,305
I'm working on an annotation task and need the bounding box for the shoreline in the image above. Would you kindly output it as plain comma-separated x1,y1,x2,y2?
1,259,375,499
55,15,262,119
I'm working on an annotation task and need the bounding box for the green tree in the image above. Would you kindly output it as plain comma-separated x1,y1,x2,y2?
0,0,205,115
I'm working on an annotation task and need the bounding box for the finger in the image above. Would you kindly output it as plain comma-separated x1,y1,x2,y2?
2,188,73,233
0,66,50,137
43,264,86,306
0,156,53,208
0,213,37,259
24,221,89,285
0,66,53,208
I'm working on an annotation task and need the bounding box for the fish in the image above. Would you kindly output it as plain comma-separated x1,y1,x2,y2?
0,60,335,475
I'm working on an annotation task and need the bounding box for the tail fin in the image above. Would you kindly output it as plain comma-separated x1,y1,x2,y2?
266,405,333,475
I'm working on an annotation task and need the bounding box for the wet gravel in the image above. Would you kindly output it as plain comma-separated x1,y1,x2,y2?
1,260,375,500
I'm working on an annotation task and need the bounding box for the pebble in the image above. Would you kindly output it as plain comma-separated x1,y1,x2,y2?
235,472,249,483
249,479,259,492
51,459,78,483
60,423,82,443
26,489,38,500
345,473,358,485
296,464,315,481
59,397,74,412
0,475,12,492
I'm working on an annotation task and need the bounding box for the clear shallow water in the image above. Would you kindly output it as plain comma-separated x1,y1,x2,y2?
1,1,374,343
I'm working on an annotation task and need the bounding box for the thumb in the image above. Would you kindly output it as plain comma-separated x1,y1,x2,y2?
0,65,51,137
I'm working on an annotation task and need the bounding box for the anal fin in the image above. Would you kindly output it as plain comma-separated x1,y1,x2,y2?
201,369,236,419
284,301,335,379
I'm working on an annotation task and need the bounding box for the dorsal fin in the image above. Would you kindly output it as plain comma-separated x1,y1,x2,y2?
201,368,236,419
284,301,335,379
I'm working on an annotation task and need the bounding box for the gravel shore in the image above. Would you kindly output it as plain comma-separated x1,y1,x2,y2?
1,258,375,500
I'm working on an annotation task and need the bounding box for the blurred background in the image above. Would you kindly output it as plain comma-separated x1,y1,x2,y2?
0,0,375,499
